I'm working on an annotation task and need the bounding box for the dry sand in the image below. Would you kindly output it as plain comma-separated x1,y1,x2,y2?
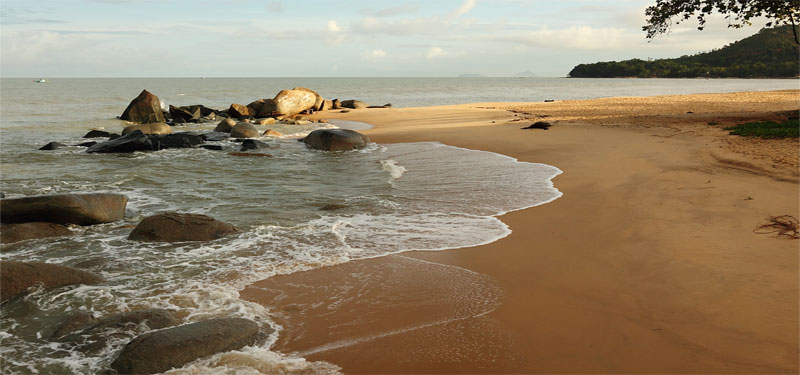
241,90,799,373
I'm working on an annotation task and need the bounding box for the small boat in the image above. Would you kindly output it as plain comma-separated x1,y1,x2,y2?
33,79,47,83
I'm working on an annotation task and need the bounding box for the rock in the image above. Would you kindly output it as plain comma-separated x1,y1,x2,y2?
262,129,282,137
320,204,347,211
383,103,393,107
302,129,370,151
184,105,217,117
151,132,204,149
227,152,273,157
122,122,172,135
0,261,104,302
128,212,240,242
169,105,202,123
0,193,128,225
318,99,333,111
332,99,342,109
87,130,157,153
200,145,223,151
293,87,324,111
256,117,276,125
83,130,112,138
39,142,66,150
240,139,270,151
521,121,551,130
110,318,265,375
256,99,279,118
204,112,216,121
367,105,387,109
230,122,259,139
77,141,97,148
200,132,229,142
340,109,350,113
273,89,316,117
61,309,179,354
0,222,73,244
227,103,253,118
341,100,368,109
214,118,237,133
51,311,97,339
120,90,166,124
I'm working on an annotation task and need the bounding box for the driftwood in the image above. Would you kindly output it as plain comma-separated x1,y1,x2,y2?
521,121,552,130
753,215,799,239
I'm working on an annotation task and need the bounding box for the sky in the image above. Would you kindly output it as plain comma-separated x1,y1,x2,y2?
0,0,771,77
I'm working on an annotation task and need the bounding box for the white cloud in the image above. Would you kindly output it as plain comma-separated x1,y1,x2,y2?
450,0,477,19
425,47,446,59
325,19,345,44
362,49,388,60
327,20,341,33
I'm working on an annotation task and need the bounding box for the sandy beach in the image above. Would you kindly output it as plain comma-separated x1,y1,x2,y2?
241,90,799,373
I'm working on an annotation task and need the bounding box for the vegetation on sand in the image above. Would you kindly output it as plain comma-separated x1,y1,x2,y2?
724,119,799,139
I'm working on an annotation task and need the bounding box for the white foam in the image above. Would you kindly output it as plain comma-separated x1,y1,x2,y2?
380,159,407,180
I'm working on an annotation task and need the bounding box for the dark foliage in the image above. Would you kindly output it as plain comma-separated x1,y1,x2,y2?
724,119,799,138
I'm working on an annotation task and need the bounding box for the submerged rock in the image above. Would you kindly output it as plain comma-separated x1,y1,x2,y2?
87,130,156,153
0,193,128,225
151,132,205,149
0,261,104,302
110,318,265,375
214,118,237,133
83,130,113,138
128,212,239,242
240,139,271,151
122,122,172,135
230,122,259,139
302,128,370,151
0,222,73,244
120,90,166,124
39,142,66,150
60,309,179,354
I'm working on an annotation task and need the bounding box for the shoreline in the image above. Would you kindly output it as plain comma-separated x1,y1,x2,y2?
241,90,799,373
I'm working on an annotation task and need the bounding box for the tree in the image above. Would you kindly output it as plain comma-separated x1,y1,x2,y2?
643,0,800,44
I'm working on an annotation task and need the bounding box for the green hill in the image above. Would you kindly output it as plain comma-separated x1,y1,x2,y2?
568,26,799,78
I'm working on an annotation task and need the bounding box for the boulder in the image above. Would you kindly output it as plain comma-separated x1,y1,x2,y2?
120,90,166,124
214,118,237,133
227,104,252,118
111,318,265,375
77,141,97,148
293,87,324,111
200,132,229,142
262,129,282,137
151,132,205,149
87,130,157,153
332,99,342,109
383,103,393,108
230,122,259,139
318,99,333,111
240,139,270,151
122,123,172,135
0,193,128,225
200,145,223,151
39,142,66,151
255,99,278,118
0,222,73,244
128,212,239,242
51,311,97,339
83,130,113,138
61,309,179,354
0,261,104,302
302,129,370,151
184,104,217,117
273,89,316,117
341,99,368,109
256,117,276,125
169,105,201,124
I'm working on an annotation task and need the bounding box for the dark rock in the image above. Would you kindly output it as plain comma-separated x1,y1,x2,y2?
332,99,342,109
227,103,253,118
61,309,179,354
200,145,223,151
83,130,113,138
367,105,387,109
122,123,172,135
320,204,347,211
109,133,121,140
39,142,66,150
169,105,202,124
227,152,273,157
214,118,237,133
383,103,393,107
0,193,128,225
150,132,204,149
0,222,73,244
240,139,270,151
544,99,555,103
256,99,278,118
302,129,370,151
110,318,265,375
0,261,104,302
120,90,166,124
76,141,97,148
51,311,97,339
341,100,368,109
230,122,259,139
273,89,316,117
128,212,240,242
521,121,552,130
87,130,157,153
200,132,229,142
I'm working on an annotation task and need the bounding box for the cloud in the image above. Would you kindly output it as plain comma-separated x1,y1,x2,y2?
362,3,419,17
327,20,341,33
353,16,445,36
362,49,388,60
450,0,477,19
325,19,345,44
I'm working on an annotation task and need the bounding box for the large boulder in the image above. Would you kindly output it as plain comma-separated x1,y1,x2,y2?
293,87,324,111
214,118,237,133
83,130,113,138
256,99,278,118
230,122,259,139
0,261,104,302
122,123,172,135
227,104,253,118
341,99,368,109
110,318,265,375
169,105,201,124
87,130,157,153
0,193,128,225
0,222,73,244
302,129,370,151
120,90,166,124
128,212,239,242
273,89,316,117
60,309,179,354
151,132,205,149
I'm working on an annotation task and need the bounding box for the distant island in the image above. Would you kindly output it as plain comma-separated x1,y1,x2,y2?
568,25,799,78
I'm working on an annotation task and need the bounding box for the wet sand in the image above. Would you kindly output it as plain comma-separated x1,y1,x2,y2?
241,90,799,373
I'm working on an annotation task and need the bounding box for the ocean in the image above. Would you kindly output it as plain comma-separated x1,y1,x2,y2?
0,77,796,374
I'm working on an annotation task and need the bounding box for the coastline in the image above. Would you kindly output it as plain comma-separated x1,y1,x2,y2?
241,90,799,373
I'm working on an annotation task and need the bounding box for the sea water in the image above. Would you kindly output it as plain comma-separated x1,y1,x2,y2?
0,77,794,374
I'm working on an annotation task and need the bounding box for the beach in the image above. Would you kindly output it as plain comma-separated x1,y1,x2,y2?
241,90,799,373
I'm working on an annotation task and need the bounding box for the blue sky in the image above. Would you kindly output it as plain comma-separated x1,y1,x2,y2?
1,0,770,77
